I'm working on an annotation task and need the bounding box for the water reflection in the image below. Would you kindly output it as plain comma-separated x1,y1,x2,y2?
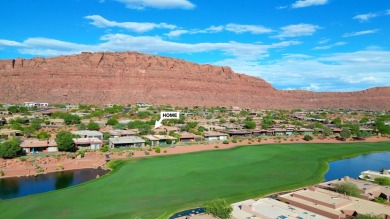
55,171,74,190
0,168,109,199
0,177,19,197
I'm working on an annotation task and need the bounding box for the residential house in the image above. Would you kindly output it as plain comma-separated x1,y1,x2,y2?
319,177,390,203
33,108,63,117
203,132,228,141
360,169,390,180
252,129,272,137
278,187,390,219
297,128,314,136
143,135,176,147
224,130,252,138
109,136,145,148
0,129,23,138
71,130,103,140
232,198,327,219
24,102,49,108
20,139,58,153
73,138,102,150
271,128,286,136
179,132,203,142
109,129,138,138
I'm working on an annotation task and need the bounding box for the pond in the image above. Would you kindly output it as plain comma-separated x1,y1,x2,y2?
0,167,109,199
324,151,390,181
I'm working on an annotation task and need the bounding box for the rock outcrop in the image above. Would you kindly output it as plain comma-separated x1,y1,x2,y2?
0,52,389,110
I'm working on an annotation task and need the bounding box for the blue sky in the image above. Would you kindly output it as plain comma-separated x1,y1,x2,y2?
1,0,389,92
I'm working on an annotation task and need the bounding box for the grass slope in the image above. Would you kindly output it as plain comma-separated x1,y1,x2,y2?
0,142,389,219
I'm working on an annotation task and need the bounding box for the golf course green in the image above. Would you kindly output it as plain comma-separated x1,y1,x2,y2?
0,142,389,219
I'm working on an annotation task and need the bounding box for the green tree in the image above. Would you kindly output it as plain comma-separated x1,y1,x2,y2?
186,122,198,129
359,117,370,124
323,127,332,136
335,182,360,197
87,121,100,131
0,139,21,158
204,199,233,219
63,114,81,125
106,117,119,126
357,131,371,139
261,116,274,129
37,131,51,140
138,124,152,135
219,118,226,123
113,123,127,130
244,120,256,129
332,117,342,127
103,132,111,140
137,111,151,119
55,131,76,152
127,120,145,129
340,128,351,140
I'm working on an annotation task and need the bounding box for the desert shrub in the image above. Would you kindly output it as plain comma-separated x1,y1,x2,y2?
214,145,219,148
303,135,313,141
357,214,383,219
0,170,4,176
222,140,229,144
232,138,237,143
374,177,390,186
66,153,75,159
144,151,150,155
100,145,109,152
155,147,161,153
57,163,64,170
335,182,360,197
77,150,85,158
374,197,387,204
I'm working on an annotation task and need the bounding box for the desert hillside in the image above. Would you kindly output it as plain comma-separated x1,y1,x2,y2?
0,52,389,110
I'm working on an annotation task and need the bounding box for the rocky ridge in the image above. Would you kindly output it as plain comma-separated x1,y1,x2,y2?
0,52,389,110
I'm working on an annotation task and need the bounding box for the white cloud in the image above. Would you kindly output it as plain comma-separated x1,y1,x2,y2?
113,0,195,10
165,30,189,38
353,13,377,22
0,39,24,48
0,34,300,61
85,15,176,33
342,29,379,37
165,24,272,38
312,42,346,50
276,5,288,10
225,24,273,34
318,39,330,44
214,50,390,91
292,0,328,8
274,23,320,38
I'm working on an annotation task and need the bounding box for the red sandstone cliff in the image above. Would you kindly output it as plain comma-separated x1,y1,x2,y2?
0,52,389,110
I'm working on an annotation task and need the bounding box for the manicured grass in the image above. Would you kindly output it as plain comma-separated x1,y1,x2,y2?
1,142,390,219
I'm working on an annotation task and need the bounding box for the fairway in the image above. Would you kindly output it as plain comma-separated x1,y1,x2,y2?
1,142,389,219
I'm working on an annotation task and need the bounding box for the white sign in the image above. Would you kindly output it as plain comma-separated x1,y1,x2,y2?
154,112,180,129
